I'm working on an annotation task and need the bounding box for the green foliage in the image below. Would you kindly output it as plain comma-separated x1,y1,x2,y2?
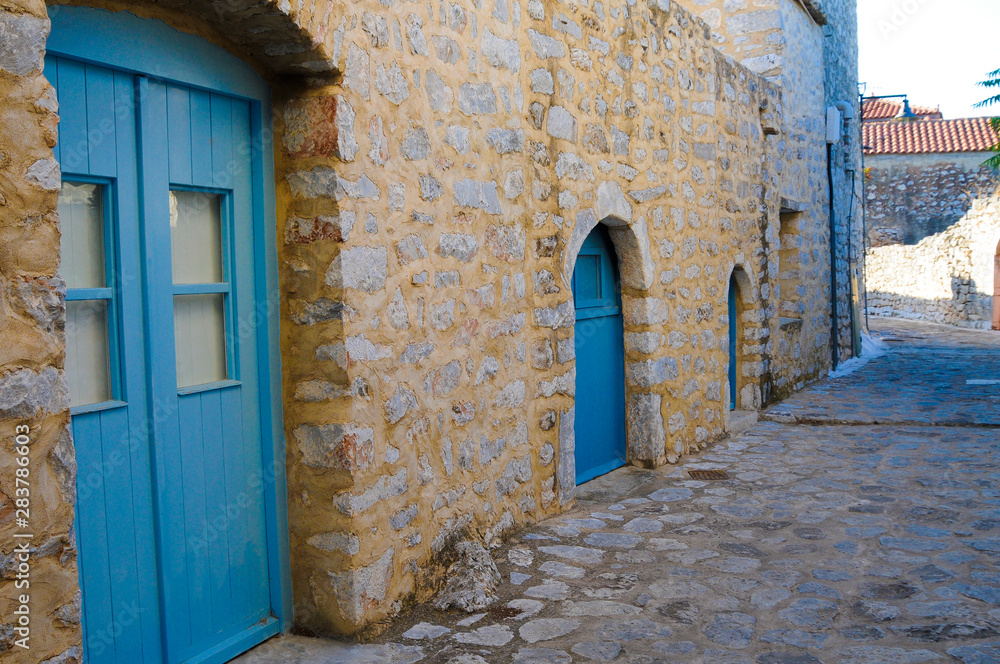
977,68,1000,169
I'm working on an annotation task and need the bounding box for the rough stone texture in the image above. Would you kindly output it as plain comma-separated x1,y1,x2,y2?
864,153,1000,329
0,3,80,662
433,541,502,612
8,0,862,645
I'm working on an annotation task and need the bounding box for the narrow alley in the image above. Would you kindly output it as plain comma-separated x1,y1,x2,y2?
234,319,1000,663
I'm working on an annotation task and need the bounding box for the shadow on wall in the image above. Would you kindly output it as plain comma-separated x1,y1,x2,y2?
866,276,996,330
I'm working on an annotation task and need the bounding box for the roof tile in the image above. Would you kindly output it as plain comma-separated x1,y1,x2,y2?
863,117,998,155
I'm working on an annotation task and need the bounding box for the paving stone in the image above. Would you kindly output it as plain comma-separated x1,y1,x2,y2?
455,613,486,627
703,612,757,648
524,580,571,600
905,600,974,619
623,518,663,533
508,599,545,619
852,600,900,622
453,624,513,646
776,599,840,629
758,629,828,649
593,618,672,642
519,618,581,643
951,583,1000,604
756,653,825,664
402,623,450,640
584,532,644,548
835,646,947,663
562,601,641,617
751,587,792,608
947,643,1000,664
539,561,585,579
570,641,622,661
537,545,604,564
648,488,694,502
513,649,572,664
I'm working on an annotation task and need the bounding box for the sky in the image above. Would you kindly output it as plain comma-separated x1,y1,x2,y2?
858,0,1000,119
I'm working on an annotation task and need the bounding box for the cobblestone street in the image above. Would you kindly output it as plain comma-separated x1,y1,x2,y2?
235,319,1000,664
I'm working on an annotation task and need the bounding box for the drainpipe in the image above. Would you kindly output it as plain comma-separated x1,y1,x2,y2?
826,105,847,371
825,101,859,369
826,143,839,371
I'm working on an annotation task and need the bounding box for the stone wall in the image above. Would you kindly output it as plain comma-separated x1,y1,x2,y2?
0,0,862,649
866,193,1000,328
864,152,1000,328
281,0,794,634
0,3,81,662
865,152,1000,247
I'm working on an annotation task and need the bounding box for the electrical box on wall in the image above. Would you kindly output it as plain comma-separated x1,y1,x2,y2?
826,106,843,144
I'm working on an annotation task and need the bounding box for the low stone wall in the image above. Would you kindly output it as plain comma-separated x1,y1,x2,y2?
866,195,1000,328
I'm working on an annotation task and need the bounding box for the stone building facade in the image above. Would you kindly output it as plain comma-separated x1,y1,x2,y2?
863,110,1000,329
0,0,860,660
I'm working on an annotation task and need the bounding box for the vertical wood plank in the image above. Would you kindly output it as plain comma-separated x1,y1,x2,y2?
199,389,234,633
231,98,270,613
98,409,143,661
179,394,212,645
166,86,192,186
84,64,117,178
72,414,116,662
137,78,192,658
220,386,249,619
189,89,213,186
209,94,233,192
57,58,90,175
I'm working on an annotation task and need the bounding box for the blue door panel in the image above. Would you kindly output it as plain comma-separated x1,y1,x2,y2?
84,65,118,178
573,227,627,484
729,278,738,410
49,23,278,661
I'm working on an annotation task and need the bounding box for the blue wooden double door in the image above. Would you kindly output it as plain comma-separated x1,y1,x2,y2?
573,227,627,484
47,45,278,664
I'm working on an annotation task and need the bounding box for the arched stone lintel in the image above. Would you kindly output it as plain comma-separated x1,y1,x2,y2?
562,182,655,292
726,260,759,306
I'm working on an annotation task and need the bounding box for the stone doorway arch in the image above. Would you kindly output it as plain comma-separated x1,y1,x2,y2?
557,182,664,505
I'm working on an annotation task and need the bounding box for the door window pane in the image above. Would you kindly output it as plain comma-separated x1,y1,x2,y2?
58,182,106,288
170,191,224,284
66,300,112,406
575,255,602,302
174,293,228,388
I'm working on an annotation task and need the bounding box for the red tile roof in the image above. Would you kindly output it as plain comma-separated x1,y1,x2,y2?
861,98,941,121
863,117,999,155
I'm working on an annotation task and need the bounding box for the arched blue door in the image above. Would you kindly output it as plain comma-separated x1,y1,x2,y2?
729,277,738,410
573,226,627,484
47,8,287,664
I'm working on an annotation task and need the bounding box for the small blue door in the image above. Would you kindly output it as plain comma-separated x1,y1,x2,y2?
573,226,627,484
47,9,284,664
728,278,738,410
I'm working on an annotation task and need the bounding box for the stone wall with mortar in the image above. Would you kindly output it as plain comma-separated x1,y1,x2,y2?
864,152,1000,247
683,0,863,389
278,0,859,636
865,174,1000,329
0,0,861,648
0,3,81,663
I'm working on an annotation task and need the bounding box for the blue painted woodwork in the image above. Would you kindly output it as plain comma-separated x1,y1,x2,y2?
47,8,289,664
573,226,627,484
729,278,738,410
